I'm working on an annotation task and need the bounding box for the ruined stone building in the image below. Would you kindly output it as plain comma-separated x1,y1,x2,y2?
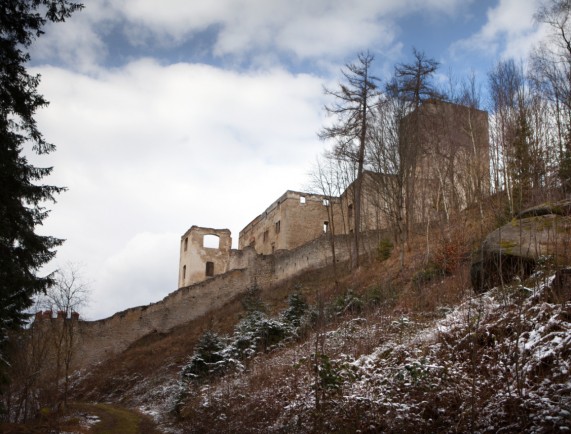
178,191,341,287
238,190,337,254
178,100,490,288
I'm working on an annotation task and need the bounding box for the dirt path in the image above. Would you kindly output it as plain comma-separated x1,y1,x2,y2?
71,402,162,434
0,402,163,433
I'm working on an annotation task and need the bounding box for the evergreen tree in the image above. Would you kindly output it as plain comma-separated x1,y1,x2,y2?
0,0,82,377
182,331,226,380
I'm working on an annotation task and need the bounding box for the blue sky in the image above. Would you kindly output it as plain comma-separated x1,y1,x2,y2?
28,0,546,320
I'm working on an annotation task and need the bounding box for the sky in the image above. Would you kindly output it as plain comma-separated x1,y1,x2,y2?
27,0,548,320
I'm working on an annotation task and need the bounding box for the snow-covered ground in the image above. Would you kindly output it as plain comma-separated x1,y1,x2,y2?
103,269,571,433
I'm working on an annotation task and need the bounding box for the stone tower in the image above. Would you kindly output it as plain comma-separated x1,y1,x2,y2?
178,226,232,287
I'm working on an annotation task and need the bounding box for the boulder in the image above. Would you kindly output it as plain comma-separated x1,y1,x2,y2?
471,200,571,293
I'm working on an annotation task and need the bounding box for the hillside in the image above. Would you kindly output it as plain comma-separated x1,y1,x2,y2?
69,198,571,433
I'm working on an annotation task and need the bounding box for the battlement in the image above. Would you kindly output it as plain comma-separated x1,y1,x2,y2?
34,310,80,321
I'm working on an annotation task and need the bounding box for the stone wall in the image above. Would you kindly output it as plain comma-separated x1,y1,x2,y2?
238,190,337,254
75,268,254,369
70,229,384,370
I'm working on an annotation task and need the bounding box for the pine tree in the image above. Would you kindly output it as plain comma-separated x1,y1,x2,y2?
0,0,82,377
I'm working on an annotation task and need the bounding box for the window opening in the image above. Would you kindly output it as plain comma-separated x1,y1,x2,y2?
300,196,306,204
323,221,329,233
348,203,353,220
323,199,330,206
206,261,214,277
182,265,186,279
263,230,269,242
275,221,281,233
184,237,188,251
203,234,220,249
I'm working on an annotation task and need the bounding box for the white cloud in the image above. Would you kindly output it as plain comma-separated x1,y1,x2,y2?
88,232,180,320
30,0,470,68
22,0,477,81
451,0,545,60
30,0,118,72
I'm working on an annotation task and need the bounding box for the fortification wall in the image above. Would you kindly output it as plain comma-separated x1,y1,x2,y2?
71,230,384,370
75,268,254,369
274,233,348,280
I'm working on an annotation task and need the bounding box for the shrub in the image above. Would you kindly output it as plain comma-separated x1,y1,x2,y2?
181,331,227,381
412,264,445,288
433,238,463,275
332,289,363,315
377,238,394,262
241,283,265,313
365,281,398,307
233,311,292,354
282,291,308,328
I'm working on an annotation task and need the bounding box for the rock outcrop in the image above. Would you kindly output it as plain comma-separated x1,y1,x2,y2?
471,200,571,292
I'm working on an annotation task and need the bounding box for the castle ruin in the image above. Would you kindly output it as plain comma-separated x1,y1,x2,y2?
179,100,490,288
42,100,490,371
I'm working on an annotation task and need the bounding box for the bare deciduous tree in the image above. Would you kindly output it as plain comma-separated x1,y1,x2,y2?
531,0,571,193
37,263,89,408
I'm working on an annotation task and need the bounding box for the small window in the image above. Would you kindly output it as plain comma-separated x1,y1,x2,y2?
348,204,353,219
263,230,269,242
184,237,188,251
323,221,329,233
323,199,330,206
182,265,186,279
203,234,220,249
206,261,214,277
300,196,306,204
275,221,281,234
